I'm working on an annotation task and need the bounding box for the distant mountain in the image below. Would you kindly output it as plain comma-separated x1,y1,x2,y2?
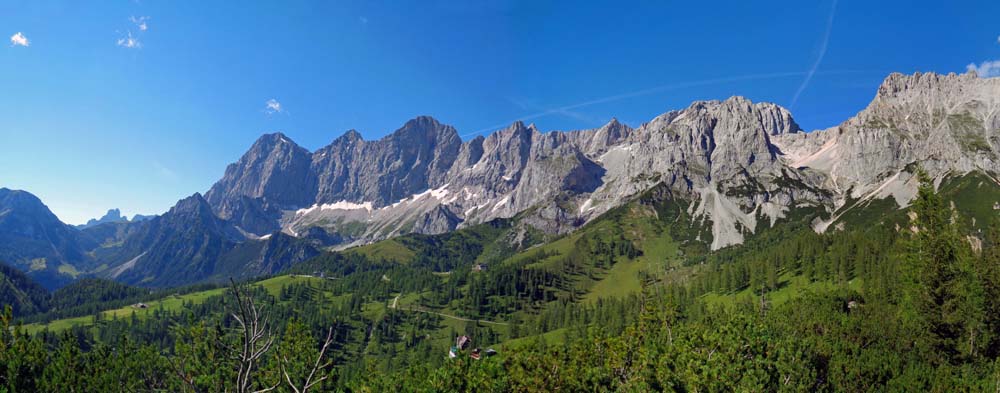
98,193,320,288
130,214,156,222
76,208,128,229
0,188,97,289
76,209,158,229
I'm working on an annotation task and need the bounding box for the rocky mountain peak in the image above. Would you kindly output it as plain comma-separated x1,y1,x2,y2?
0,188,66,228
103,208,123,220
76,208,128,229
170,193,212,216
862,71,999,123
391,116,460,144
252,132,300,150
205,129,317,221
875,71,978,100
334,129,364,144
0,188,46,212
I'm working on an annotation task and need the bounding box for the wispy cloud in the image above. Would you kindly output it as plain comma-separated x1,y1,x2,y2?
117,16,150,49
790,0,838,108
117,31,142,49
130,16,150,31
359,16,369,25
9,32,29,47
967,60,1000,78
152,161,177,180
265,99,284,115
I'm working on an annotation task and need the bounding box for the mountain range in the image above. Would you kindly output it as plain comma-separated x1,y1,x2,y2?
1,71,997,289
75,209,155,230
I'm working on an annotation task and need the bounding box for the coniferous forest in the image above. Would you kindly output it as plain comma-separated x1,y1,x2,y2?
1,174,999,391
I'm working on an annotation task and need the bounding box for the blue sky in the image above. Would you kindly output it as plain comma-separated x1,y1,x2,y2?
1,0,998,224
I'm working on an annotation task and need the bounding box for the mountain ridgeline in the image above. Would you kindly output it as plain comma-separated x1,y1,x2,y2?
0,71,998,289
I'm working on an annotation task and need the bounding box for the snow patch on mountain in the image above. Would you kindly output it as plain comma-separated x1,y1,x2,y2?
296,201,374,216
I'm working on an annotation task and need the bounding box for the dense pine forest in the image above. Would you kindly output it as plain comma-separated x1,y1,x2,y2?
2,174,1000,392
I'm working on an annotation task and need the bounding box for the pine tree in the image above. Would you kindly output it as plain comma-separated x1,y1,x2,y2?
908,171,977,363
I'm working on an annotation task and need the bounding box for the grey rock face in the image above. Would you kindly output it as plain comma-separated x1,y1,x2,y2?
773,71,1000,205
311,116,462,206
205,132,317,225
208,71,1000,251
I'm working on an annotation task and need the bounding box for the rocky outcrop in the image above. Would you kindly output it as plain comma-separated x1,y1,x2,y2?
773,71,1000,209
76,209,127,229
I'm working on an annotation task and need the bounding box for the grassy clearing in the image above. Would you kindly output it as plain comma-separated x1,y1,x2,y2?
497,328,568,351
348,239,416,263
701,271,863,308
584,257,643,302
57,263,80,277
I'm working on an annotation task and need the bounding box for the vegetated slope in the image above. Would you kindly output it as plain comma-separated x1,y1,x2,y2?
0,261,49,316
48,278,149,312
14,170,1000,390
22,275,316,333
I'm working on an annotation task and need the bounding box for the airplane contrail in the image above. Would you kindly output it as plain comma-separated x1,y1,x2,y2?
463,67,870,138
791,0,839,108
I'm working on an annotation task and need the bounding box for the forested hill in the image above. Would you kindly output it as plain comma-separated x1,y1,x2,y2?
2,171,999,391
0,261,48,316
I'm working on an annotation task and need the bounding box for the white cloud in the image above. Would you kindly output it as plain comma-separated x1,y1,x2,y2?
130,16,150,31
967,60,1000,78
10,32,29,47
117,31,142,49
265,99,284,114
997,35,1000,45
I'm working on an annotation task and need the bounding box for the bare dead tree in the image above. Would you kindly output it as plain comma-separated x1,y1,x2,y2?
227,279,279,393
280,326,336,393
